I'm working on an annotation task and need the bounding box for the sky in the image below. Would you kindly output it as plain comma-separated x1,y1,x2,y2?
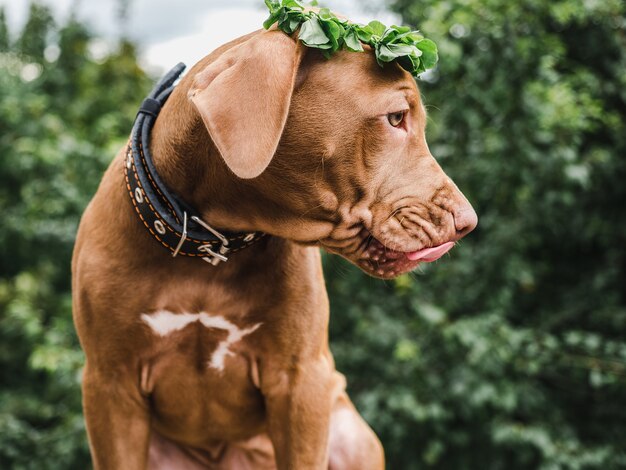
2,0,398,72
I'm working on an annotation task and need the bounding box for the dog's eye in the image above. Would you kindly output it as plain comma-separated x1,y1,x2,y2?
387,111,406,127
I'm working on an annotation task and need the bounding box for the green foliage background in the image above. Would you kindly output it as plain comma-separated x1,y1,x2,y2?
1,1,625,469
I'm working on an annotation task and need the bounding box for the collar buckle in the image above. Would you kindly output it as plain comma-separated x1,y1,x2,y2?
198,244,229,266
171,212,188,258
191,215,230,266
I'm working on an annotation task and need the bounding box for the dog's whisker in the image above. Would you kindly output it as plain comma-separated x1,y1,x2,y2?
298,202,327,219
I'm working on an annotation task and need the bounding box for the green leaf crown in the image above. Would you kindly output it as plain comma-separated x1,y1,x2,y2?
263,0,438,78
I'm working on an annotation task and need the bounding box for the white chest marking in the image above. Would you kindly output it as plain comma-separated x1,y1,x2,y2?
141,311,261,371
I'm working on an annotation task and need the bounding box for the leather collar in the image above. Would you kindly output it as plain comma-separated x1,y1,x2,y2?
124,63,265,265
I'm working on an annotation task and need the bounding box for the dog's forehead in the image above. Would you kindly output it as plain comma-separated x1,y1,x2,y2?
300,48,422,108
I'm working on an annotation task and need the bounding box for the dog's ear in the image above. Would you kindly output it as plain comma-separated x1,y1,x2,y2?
188,31,303,179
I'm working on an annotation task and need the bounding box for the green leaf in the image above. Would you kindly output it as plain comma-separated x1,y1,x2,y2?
376,44,397,63
344,30,364,52
407,32,424,42
390,25,411,34
356,25,373,43
280,9,305,33
368,20,387,37
396,54,420,74
389,43,419,57
320,18,343,50
393,30,421,44
263,9,282,30
318,7,333,20
415,38,438,70
281,0,304,8
299,17,332,48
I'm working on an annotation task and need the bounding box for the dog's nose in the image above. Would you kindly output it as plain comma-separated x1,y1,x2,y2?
454,206,478,238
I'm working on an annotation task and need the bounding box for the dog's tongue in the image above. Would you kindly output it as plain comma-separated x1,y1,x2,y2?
406,242,455,262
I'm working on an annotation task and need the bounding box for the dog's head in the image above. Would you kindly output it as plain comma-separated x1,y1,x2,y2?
189,30,477,279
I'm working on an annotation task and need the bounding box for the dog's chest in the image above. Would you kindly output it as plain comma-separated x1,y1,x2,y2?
141,310,261,371
139,310,266,440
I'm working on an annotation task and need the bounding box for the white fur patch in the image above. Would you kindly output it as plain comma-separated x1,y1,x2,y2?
141,311,261,371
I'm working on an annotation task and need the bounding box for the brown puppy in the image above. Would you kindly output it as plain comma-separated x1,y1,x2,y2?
72,29,477,470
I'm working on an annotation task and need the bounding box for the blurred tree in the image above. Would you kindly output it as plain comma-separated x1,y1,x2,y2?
115,0,132,39
326,0,626,469
2,0,626,468
15,1,54,61
46,15,91,100
0,3,150,469
0,7,9,52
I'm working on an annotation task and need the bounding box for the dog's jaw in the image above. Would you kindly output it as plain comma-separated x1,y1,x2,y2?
322,228,457,279
358,237,456,279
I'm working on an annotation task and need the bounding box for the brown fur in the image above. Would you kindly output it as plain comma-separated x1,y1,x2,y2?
72,29,476,469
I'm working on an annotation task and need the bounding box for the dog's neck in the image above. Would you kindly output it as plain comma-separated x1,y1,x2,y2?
122,87,297,277
145,68,337,245
148,78,258,234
